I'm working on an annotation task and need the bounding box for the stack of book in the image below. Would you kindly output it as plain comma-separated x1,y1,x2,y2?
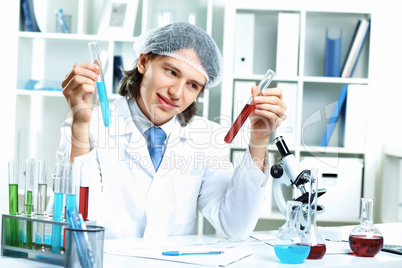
324,18,370,78
341,18,371,78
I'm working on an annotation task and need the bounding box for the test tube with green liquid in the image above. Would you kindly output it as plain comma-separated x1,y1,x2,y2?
24,158,36,248
51,163,64,254
35,159,48,251
8,159,19,247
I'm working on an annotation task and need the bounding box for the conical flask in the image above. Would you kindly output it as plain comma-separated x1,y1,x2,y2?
349,197,383,257
274,200,310,264
305,168,326,259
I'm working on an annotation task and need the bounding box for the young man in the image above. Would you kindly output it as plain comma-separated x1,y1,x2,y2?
58,22,287,239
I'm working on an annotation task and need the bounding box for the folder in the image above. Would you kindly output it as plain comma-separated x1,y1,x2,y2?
320,85,348,147
276,13,300,77
275,82,298,147
234,13,255,74
341,18,370,78
343,84,368,150
21,0,41,32
324,28,342,77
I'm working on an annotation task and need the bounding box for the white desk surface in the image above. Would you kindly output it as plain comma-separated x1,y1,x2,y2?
2,223,402,267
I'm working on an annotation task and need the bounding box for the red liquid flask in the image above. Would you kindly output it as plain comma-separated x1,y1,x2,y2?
224,69,276,144
307,244,326,259
305,169,327,259
348,197,383,257
349,235,384,257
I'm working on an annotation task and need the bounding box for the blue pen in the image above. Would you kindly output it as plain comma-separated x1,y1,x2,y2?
162,251,224,256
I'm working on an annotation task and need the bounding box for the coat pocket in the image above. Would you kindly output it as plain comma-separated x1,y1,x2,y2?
173,175,202,225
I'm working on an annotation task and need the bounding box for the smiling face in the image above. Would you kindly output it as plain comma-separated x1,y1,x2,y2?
136,49,207,126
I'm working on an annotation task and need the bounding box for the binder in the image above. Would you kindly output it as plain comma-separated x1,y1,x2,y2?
343,84,368,150
21,0,41,32
324,28,342,77
320,85,348,147
276,12,300,77
341,18,370,78
275,82,298,147
234,13,255,74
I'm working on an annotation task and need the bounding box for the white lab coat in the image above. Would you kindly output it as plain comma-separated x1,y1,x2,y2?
57,96,270,240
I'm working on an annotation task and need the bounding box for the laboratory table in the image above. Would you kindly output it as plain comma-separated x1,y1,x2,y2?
1,223,402,267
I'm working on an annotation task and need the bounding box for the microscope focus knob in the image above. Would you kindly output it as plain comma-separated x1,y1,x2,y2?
270,164,284,178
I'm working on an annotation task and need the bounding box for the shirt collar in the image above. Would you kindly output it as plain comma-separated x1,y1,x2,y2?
128,98,176,139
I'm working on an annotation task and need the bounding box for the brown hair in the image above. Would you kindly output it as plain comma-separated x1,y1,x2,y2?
118,53,204,127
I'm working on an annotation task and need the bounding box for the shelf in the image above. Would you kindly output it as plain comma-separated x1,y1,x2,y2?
303,76,369,84
16,89,63,97
300,146,365,155
16,89,121,102
18,31,138,42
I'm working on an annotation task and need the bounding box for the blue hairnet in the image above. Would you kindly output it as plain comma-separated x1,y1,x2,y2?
133,22,223,89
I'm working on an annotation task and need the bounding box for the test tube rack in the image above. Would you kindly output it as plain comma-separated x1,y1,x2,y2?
1,214,68,261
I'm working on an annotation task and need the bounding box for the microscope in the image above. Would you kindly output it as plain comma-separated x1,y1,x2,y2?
270,136,326,228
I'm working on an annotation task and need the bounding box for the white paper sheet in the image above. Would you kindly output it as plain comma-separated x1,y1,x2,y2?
108,245,254,267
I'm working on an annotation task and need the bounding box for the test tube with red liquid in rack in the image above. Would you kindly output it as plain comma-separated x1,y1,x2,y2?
224,69,276,144
78,162,89,222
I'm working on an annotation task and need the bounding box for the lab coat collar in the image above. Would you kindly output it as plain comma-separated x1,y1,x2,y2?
106,96,188,176
107,96,137,136
108,96,183,139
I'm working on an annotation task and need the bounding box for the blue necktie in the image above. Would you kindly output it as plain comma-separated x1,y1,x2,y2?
145,127,166,171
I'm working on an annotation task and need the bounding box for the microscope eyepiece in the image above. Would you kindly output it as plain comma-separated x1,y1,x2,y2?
274,136,291,157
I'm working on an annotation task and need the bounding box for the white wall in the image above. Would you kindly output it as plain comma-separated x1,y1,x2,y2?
0,2,19,230
368,2,402,220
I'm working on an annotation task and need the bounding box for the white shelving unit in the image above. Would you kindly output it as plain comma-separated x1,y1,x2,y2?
14,0,224,184
221,0,373,225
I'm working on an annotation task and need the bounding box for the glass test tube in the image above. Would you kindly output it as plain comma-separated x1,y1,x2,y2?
35,159,48,250
51,163,64,254
63,162,77,250
88,41,111,127
78,162,90,221
224,69,276,144
8,159,19,247
24,158,36,248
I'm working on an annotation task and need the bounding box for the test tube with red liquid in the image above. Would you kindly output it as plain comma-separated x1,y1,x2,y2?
78,162,89,221
224,69,276,144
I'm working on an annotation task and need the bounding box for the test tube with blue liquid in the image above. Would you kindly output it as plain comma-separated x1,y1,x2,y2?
35,159,48,251
8,159,20,247
51,163,64,254
64,162,77,250
88,41,111,127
